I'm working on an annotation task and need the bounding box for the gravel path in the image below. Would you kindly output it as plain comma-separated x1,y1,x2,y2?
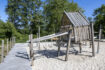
0,43,32,70
31,42,105,70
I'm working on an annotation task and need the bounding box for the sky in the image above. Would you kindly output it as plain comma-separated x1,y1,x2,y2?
0,0,105,22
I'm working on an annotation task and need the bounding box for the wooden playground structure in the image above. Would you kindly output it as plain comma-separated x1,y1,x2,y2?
28,11,102,66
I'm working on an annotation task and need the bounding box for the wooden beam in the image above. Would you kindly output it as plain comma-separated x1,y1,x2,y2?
61,25,70,28
65,30,72,61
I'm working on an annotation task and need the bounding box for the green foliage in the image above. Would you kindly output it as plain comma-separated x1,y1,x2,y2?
0,20,21,40
6,0,42,34
93,4,105,36
16,34,28,43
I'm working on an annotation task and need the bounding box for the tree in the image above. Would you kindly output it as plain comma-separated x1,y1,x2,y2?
93,4,105,36
6,0,42,34
43,0,81,34
0,20,21,39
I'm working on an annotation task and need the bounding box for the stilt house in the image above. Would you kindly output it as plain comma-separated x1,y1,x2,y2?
60,11,91,43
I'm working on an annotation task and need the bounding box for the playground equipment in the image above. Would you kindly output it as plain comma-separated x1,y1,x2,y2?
28,11,102,65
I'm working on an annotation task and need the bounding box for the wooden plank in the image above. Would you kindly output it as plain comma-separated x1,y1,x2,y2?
79,27,82,41
73,27,76,42
86,26,88,40
61,25,70,28
65,30,72,61
1,40,4,62
91,23,95,56
97,24,102,53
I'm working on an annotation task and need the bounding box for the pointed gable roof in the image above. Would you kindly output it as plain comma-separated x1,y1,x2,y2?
64,11,90,27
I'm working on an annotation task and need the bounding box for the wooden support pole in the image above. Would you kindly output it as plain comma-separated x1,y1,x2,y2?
57,38,61,56
97,24,102,53
38,26,40,50
12,37,14,46
37,33,38,47
28,35,31,58
12,37,13,47
57,45,61,56
90,41,92,48
30,34,34,66
29,35,33,58
91,23,95,56
14,37,16,45
11,37,13,47
1,40,4,62
10,38,11,49
79,42,82,53
7,39,9,54
65,30,72,61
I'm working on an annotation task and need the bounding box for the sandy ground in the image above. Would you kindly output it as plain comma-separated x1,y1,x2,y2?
27,41,105,70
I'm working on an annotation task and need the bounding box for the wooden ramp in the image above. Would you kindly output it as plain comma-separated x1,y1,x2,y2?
32,32,68,42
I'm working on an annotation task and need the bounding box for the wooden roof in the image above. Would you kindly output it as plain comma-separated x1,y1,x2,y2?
64,11,90,27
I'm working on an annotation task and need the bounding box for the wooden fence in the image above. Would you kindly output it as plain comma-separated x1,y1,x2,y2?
0,37,16,63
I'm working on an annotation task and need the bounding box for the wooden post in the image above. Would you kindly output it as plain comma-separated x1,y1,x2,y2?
7,39,9,54
65,30,72,61
1,40,4,62
28,35,31,58
90,41,92,48
37,33,38,47
57,37,61,56
10,38,11,49
79,42,82,53
97,24,102,53
30,34,33,58
38,26,40,50
12,37,13,47
30,34,34,66
91,23,95,56
12,37,14,46
11,37,13,47
14,37,15,46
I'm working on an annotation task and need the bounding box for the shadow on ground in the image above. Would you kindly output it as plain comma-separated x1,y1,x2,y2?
15,52,29,60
